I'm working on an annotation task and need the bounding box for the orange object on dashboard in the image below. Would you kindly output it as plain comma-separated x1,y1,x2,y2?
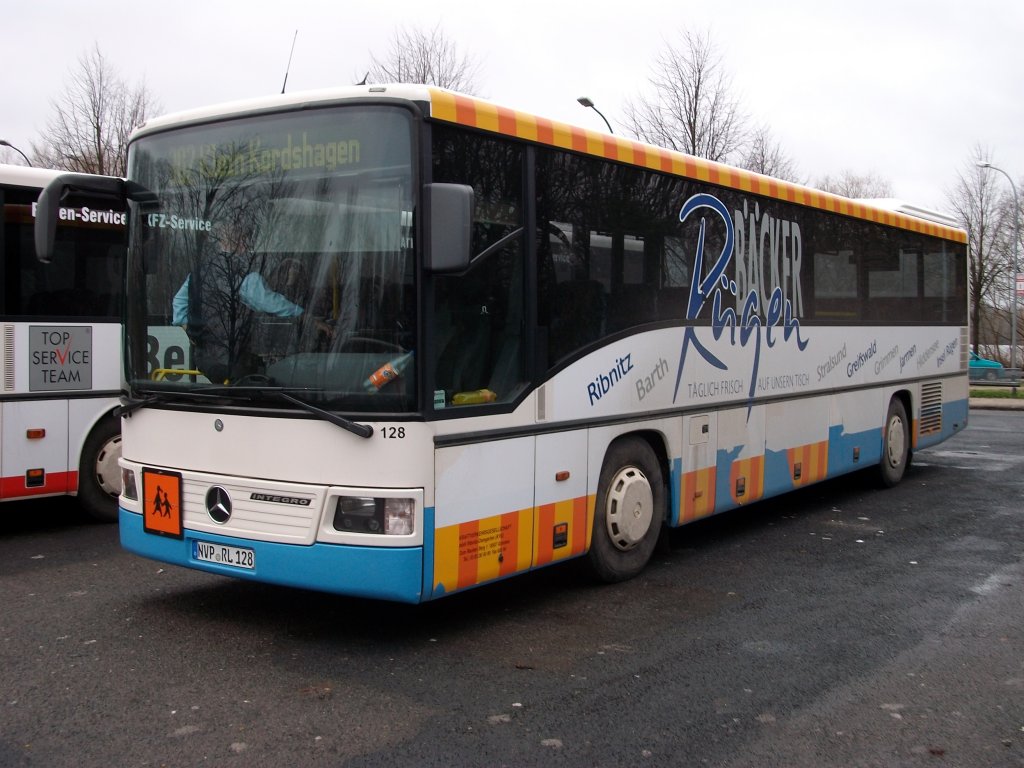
452,389,497,405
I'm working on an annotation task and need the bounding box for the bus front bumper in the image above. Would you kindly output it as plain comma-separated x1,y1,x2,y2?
119,508,425,603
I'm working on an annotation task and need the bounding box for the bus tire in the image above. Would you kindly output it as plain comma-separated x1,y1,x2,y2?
588,437,665,583
878,397,910,488
78,415,122,523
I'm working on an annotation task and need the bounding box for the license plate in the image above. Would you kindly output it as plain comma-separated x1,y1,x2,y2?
192,539,255,570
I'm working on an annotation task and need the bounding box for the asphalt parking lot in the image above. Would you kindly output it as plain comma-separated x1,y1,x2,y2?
1,408,1021,767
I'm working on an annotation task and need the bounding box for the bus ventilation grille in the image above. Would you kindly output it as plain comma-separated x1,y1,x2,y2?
3,325,13,391
919,382,943,435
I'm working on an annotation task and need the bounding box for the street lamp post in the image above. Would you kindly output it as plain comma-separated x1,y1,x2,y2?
978,162,1019,375
0,140,32,166
576,97,613,134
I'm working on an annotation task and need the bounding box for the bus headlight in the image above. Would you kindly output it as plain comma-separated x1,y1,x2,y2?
332,496,414,535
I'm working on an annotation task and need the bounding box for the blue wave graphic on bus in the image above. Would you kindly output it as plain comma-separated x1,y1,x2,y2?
672,193,808,408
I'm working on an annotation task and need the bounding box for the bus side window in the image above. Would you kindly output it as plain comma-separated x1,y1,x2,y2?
433,237,525,403
539,220,606,365
657,236,691,321
430,126,527,407
550,277,606,364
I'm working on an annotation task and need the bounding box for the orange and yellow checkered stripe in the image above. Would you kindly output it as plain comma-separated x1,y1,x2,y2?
434,508,533,594
432,495,594,594
427,88,966,244
535,496,591,567
787,440,829,488
679,467,717,524
729,456,765,505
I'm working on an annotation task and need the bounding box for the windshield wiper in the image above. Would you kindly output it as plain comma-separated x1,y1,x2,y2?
116,393,160,418
199,385,373,439
275,391,373,439
116,388,247,418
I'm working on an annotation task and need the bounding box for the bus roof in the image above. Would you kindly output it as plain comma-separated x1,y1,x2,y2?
132,84,435,137
0,163,65,189
132,85,967,244
856,198,961,228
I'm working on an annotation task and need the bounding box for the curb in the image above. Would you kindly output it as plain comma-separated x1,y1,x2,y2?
969,399,1024,411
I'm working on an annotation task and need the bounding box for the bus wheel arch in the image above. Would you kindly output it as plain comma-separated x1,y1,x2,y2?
77,413,122,522
588,433,668,583
878,393,912,488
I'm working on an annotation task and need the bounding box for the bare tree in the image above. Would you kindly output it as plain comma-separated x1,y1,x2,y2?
738,124,801,182
31,45,158,176
815,170,893,199
946,144,1018,355
622,29,746,163
365,25,482,94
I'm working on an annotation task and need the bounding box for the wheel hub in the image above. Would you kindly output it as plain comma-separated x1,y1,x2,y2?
94,435,123,497
887,414,906,467
605,466,653,551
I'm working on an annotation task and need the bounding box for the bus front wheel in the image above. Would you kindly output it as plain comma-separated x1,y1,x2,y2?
878,397,910,488
78,415,122,522
588,437,665,583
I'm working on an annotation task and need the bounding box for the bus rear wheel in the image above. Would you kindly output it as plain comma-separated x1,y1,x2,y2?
878,397,910,488
588,437,665,583
78,415,122,523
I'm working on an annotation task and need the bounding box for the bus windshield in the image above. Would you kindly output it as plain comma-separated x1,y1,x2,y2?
125,106,416,413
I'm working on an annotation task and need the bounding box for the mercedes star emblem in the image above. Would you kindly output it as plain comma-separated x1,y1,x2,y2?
205,486,232,523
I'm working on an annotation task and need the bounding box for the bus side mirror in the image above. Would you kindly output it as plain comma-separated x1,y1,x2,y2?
424,183,473,273
34,173,127,263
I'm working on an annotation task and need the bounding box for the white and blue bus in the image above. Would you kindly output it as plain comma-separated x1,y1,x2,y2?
36,86,969,600
1,164,125,520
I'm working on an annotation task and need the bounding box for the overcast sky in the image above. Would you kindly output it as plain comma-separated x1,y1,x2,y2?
3,0,1022,210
